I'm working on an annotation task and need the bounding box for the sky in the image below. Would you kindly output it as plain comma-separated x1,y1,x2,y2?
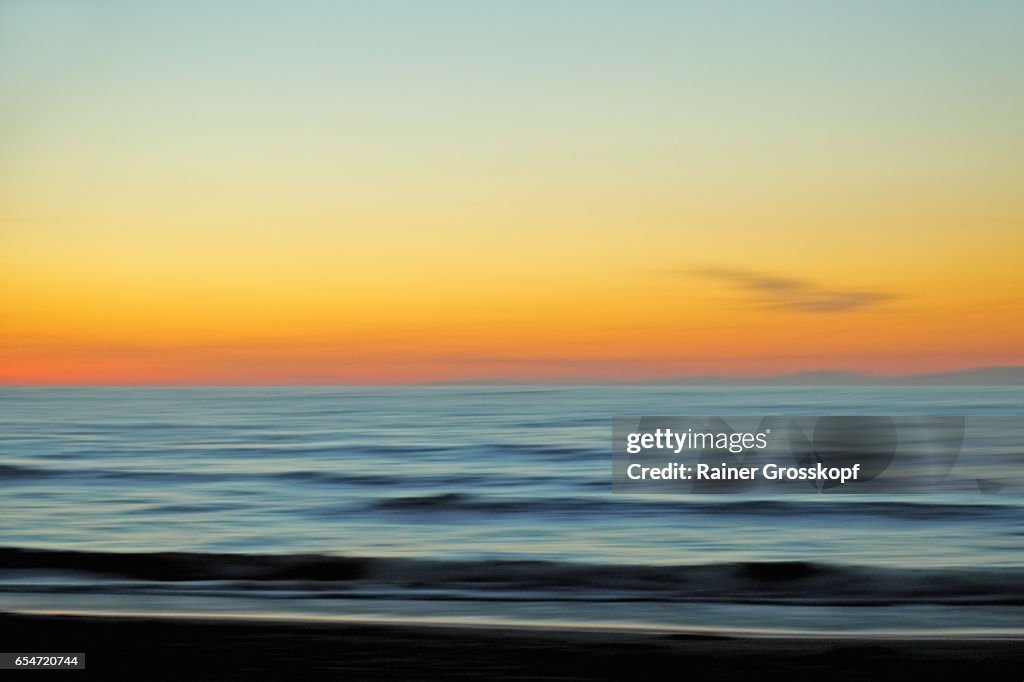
2,1,1022,383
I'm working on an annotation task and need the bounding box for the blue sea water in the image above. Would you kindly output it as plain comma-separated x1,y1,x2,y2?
1,386,1022,636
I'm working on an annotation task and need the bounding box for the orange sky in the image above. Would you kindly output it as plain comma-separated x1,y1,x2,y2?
2,3,1022,383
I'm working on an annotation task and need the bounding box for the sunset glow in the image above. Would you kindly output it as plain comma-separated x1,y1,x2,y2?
3,2,1022,383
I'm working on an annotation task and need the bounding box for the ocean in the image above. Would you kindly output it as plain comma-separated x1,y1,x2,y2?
1,386,1022,637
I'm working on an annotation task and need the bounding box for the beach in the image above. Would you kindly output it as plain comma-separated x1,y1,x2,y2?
3,612,1021,680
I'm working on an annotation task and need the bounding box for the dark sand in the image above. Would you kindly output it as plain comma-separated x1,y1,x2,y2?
2,612,1020,680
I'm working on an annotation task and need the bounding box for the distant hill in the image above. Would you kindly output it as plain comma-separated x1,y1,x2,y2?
424,366,1024,386
659,366,1024,386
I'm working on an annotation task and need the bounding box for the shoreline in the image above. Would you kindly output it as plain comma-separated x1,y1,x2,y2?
9,608,1024,641
3,611,1020,680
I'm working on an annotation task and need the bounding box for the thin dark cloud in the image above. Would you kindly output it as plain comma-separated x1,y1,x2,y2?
694,268,896,313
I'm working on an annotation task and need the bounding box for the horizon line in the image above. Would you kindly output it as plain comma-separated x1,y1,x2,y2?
2,365,1023,388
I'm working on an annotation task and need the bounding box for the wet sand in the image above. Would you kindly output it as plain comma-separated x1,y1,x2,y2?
2,612,1020,680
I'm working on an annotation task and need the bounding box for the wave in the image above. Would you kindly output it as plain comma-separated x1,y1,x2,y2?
0,464,60,479
0,547,370,581
371,493,615,513
2,547,1022,606
490,443,598,459
0,465,405,487
370,493,1019,519
3,456,1019,522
